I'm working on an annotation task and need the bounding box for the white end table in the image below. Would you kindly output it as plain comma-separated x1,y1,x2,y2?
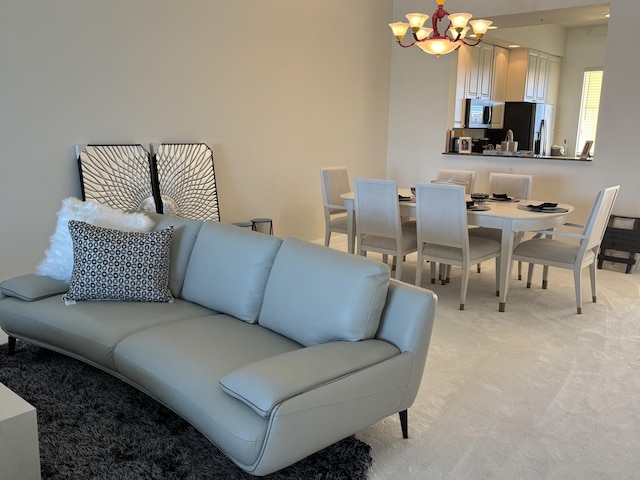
0,382,41,480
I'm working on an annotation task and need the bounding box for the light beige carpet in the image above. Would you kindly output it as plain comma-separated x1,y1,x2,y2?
348,246,640,480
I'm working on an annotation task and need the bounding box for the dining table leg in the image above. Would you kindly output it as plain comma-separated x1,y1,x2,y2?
498,221,515,312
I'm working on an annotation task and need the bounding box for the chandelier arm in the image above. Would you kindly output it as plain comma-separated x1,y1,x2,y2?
458,37,482,47
396,39,418,48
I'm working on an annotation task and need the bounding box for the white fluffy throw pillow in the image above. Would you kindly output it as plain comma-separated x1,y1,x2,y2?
36,198,154,282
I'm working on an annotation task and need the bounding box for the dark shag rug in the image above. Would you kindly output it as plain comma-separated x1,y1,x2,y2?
0,342,372,480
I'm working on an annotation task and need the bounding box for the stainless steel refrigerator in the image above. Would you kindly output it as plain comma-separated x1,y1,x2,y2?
501,101,554,155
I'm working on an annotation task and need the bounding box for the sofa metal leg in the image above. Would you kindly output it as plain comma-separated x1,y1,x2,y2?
8,336,16,355
399,409,408,439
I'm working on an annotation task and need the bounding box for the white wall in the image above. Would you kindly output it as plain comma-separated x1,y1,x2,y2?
387,0,639,226
554,25,608,156
0,0,393,278
2,0,638,281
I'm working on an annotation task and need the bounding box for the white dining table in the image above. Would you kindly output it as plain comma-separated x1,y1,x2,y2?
340,190,574,312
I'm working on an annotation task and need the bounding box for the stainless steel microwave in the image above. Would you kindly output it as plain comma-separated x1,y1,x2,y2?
465,99,493,128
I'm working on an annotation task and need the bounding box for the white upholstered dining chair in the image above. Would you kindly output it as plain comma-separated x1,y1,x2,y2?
511,185,620,314
354,178,417,280
434,169,476,193
414,183,501,310
320,166,351,249
470,172,534,278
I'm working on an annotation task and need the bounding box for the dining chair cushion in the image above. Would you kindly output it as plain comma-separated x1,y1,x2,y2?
260,237,390,347
513,238,581,263
361,225,417,251
329,214,349,229
421,237,500,262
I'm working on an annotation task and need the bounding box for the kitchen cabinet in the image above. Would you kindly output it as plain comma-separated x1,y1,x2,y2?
466,44,494,100
490,46,509,129
453,44,496,127
544,55,561,105
505,48,561,104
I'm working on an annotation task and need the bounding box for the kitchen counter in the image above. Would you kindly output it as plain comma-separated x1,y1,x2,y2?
443,152,592,162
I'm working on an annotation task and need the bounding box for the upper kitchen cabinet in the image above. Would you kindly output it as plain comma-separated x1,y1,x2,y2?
505,48,561,104
452,44,509,127
491,46,509,129
466,44,494,100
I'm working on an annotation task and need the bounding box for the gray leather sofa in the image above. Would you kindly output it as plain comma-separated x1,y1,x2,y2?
0,213,437,476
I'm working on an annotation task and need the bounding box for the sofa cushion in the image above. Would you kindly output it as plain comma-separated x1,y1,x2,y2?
1,274,68,301
181,221,282,323
259,238,390,347
113,315,302,466
146,213,203,299
0,296,216,370
36,197,153,282
62,221,174,303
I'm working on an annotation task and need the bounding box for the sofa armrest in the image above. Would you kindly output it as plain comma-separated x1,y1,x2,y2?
1,274,68,301
219,339,399,417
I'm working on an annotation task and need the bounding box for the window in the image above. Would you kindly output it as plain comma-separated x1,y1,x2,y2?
575,69,603,157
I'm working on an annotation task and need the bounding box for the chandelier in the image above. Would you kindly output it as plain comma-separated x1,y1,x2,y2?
389,0,493,57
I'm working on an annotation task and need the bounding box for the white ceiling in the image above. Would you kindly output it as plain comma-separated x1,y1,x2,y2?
486,4,610,29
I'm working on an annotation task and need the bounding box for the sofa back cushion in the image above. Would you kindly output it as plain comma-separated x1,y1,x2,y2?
181,221,282,323
146,213,203,299
259,238,390,346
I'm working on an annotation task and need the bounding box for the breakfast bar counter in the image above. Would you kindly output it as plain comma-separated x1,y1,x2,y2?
443,152,592,162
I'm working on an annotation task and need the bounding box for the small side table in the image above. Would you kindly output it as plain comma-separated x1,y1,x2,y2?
0,382,41,480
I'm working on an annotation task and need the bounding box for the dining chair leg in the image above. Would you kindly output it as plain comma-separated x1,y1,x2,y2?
477,263,481,273
430,261,437,284
495,257,500,296
324,231,331,247
589,262,598,303
415,252,424,286
526,263,535,288
459,263,470,311
542,265,550,289
517,261,523,280
395,257,403,280
573,267,583,314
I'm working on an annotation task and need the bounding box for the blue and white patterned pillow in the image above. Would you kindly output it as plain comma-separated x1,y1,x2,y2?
62,221,174,303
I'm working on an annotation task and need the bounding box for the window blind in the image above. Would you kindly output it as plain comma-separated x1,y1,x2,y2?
576,69,603,157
